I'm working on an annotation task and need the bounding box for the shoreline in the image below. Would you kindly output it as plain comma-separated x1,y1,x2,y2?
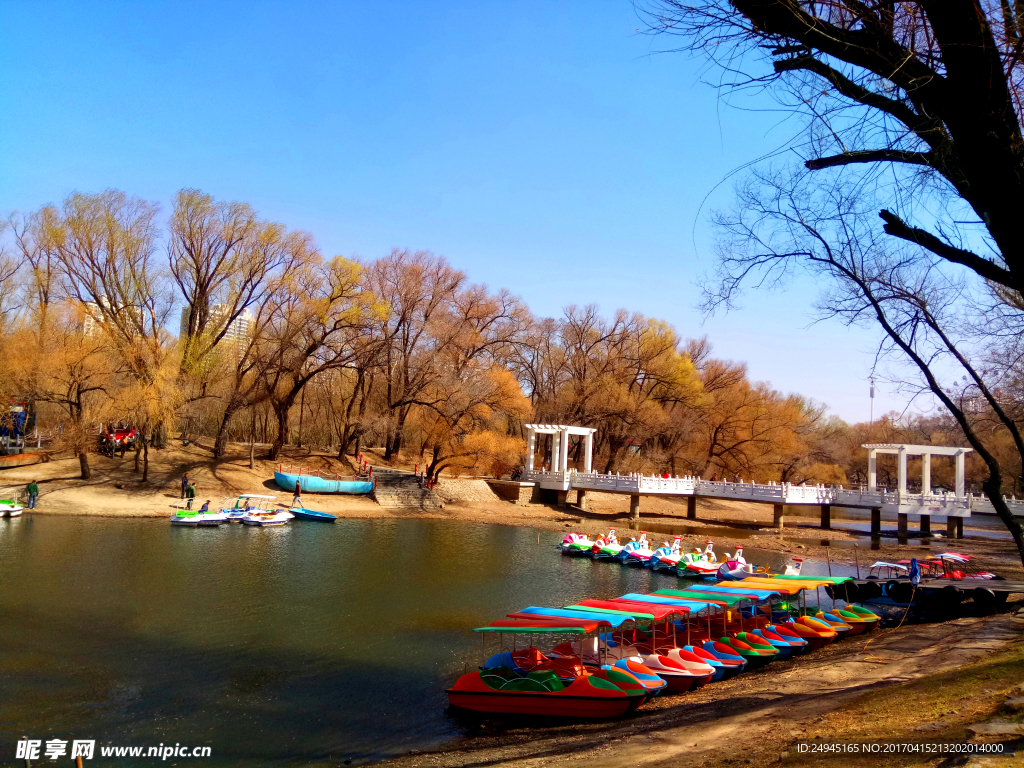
5,446,1023,580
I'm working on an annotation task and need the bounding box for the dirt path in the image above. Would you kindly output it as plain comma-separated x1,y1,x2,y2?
382,614,1024,768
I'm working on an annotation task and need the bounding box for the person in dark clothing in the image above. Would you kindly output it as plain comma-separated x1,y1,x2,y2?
181,473,189,500
291,480,302,508
27,480,39,509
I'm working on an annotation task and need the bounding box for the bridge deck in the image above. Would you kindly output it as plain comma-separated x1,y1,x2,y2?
523,469,1024,517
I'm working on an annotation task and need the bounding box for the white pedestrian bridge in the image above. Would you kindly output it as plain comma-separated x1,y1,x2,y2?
522,425,1024,539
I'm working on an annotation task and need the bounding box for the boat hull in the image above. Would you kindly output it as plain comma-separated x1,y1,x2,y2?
290,507,338,522
446,673,632,718
274,471,373,495
0,453,45,469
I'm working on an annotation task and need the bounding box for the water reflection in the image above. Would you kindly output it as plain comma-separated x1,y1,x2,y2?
1,516,725,766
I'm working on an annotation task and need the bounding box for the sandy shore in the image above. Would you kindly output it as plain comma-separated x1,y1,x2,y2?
4,444,1023,582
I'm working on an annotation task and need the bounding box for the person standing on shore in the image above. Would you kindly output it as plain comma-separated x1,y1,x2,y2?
185,482,196,510
26,480,39,509
181,472,189,500
292,480,302,509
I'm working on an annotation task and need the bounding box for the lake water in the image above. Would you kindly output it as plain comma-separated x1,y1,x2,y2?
0,516,842,766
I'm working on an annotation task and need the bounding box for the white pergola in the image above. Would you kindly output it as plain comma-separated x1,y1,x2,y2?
864,443,972,498
524,424,596,474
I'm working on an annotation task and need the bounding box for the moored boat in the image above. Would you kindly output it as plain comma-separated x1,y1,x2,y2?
447,622,636,718
170,508,228,526
289,506,337,522
1,499,24,517
241,509,293,526
0,453,46,469
273,469,373,495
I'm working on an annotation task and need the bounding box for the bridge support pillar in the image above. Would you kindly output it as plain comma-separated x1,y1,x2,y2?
629,494,640,522
946,517,963,539
870,508,881,537
557,490,568,508
919,515,931,536
820,504,831,530
576,489,587,511
773,503,784,534
686,496,697,520
897,513,908,538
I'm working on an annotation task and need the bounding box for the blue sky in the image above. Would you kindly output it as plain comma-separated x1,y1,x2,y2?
0,0,906,422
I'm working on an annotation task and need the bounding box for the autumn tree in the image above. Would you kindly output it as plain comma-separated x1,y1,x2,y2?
254,249,372,460
649,0,1024,565
5,303,115,478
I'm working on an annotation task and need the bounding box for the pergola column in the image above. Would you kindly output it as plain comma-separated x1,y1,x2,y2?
686,496,697,520
947,516,963,539
630,494,640,521
773,503,784,533
868,449,877,491
922,453,931,495
870,507,881,537
897,446,908,498
525,427,536,472
897,513,908,538
955,450,966,497
583,432,593,474
558,428,570,473
820,504,831,530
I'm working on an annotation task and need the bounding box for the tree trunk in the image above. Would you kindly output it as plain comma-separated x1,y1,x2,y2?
603,436,625,473
214,394,243,459
142,436,150,482
352,435,361,459
249,407,257,470
151,421,168,449
78,450,91,480
384,408,410,461
269,399,294,461
337,424,352,460
984,478,1024,569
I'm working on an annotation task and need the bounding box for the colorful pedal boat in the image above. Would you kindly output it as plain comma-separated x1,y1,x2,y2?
611,658,668,695
840,605,880,629
789,616,839,645
561,533,595,556
751,628,806,657
772,620,831,650
684,644,742,680
716,635,777,666
813,612,857,636
701,640,749,672
447,670,634,718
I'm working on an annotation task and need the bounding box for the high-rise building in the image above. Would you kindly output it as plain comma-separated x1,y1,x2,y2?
179,304,254,346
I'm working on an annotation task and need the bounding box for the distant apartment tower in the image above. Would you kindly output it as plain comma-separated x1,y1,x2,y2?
179,304,254,346
80,298,144,338
81,301,103,338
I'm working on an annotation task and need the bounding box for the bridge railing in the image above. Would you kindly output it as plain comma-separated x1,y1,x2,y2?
637,475,697,494
695,480,785,501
